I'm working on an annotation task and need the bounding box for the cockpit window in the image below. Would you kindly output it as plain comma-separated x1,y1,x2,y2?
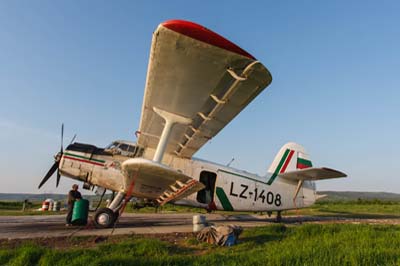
104,141,143,158
106,142,119,149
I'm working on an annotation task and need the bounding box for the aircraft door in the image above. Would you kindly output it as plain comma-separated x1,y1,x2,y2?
196,171,217,204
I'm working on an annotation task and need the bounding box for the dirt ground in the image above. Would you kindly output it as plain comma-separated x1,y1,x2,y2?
0,215,400,249
0,232,195,249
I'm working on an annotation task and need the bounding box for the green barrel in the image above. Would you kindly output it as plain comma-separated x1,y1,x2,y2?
71,199,89,225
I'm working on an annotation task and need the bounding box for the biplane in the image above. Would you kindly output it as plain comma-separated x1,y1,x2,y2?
39,20,346,228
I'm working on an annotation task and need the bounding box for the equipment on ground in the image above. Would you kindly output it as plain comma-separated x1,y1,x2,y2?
72,199,89,225
197,225,243,246
193,215,207,232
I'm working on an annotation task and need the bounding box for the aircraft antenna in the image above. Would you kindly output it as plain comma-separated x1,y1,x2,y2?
69,134,77,145
227,157,235,167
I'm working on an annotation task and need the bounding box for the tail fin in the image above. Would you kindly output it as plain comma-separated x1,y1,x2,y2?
266,142,312,184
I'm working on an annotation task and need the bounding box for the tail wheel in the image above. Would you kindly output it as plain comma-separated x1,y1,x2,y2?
276,211,282,223
93,208,117,228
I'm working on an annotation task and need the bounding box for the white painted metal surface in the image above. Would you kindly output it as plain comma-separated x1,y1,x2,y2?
43,20,346,221
137,23,272,159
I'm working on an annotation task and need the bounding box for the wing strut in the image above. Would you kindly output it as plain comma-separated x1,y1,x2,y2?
293,180,303,209
152,107,192,162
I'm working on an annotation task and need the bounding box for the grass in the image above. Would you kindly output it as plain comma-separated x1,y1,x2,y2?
0,201,65,216
1,200,400,265
1,224,399,266
284,200,400,218
128,200,400,219
2,199,400,218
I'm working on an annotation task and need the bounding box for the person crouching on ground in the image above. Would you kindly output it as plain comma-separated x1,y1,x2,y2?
66,184,82,226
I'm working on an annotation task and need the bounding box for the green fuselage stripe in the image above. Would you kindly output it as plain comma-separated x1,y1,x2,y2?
267,149,290,185
64,152,106,163
216,187,234,211
297,158,312,167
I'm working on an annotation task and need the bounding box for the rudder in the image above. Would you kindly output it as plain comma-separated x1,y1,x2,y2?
266,142,312,184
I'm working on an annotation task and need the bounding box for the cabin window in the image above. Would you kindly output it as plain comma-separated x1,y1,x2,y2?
119,144,129,151
196,171,217,204
128,145,136,153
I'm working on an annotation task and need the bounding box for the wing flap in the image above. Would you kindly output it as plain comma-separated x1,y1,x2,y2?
279,167,347,181
121,158,204,200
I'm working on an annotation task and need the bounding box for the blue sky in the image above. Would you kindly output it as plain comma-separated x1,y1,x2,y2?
0,1,399,194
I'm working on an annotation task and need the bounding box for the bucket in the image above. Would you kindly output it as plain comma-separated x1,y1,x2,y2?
48,201,54,211
193,215,206,224
71,199,89,225
52,201,61,211
42,201,49,211
193,215,207,232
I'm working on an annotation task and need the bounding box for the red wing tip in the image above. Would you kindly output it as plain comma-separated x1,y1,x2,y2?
161,19,256,60
162,19,204,29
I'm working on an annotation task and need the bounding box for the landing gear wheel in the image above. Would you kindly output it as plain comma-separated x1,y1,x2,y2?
276,211,282,223
94,208,117,228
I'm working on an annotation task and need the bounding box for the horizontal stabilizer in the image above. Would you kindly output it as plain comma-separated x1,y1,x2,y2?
279,167,347,181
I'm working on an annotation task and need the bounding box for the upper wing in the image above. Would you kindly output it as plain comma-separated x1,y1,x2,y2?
137,20,272,158
122,158,205,205
279,167,347,181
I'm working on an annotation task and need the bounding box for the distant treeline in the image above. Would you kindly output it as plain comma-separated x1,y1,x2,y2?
0,193,110,202
1,191,400,203
317,191,400,202
316,199,400,205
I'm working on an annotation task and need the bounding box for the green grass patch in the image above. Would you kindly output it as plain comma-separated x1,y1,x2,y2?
1,224,399,266
0,201,24,210
0,201,57,216
284,200,400,218
2,200,399,218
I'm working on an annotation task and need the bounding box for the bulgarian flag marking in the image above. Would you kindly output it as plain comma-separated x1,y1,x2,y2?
297,154,312,169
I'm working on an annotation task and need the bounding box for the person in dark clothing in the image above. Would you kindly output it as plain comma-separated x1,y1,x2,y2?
66,184,82,226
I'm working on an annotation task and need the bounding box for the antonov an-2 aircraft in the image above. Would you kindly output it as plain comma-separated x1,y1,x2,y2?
38,20,346,228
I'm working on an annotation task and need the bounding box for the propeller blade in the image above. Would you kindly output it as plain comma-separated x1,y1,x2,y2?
60,123,64,153
38,162,59,189
56,169,61,187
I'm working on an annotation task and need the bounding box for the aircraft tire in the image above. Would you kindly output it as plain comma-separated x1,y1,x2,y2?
93,207,117,228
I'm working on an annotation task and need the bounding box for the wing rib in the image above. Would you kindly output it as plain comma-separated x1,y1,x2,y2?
175,61,261,156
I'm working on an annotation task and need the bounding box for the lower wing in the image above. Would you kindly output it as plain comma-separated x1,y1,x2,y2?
121,158,204,205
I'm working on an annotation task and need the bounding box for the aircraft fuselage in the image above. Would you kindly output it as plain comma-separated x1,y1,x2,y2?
60,141,316,212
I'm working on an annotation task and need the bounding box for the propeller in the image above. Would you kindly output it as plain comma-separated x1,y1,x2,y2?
38,124,65,189
38,162,59,189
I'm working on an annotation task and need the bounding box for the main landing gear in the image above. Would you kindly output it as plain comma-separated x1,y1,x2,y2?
94,208,118,228
93,192,125,228
276,211,282,223
266,211,282,223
